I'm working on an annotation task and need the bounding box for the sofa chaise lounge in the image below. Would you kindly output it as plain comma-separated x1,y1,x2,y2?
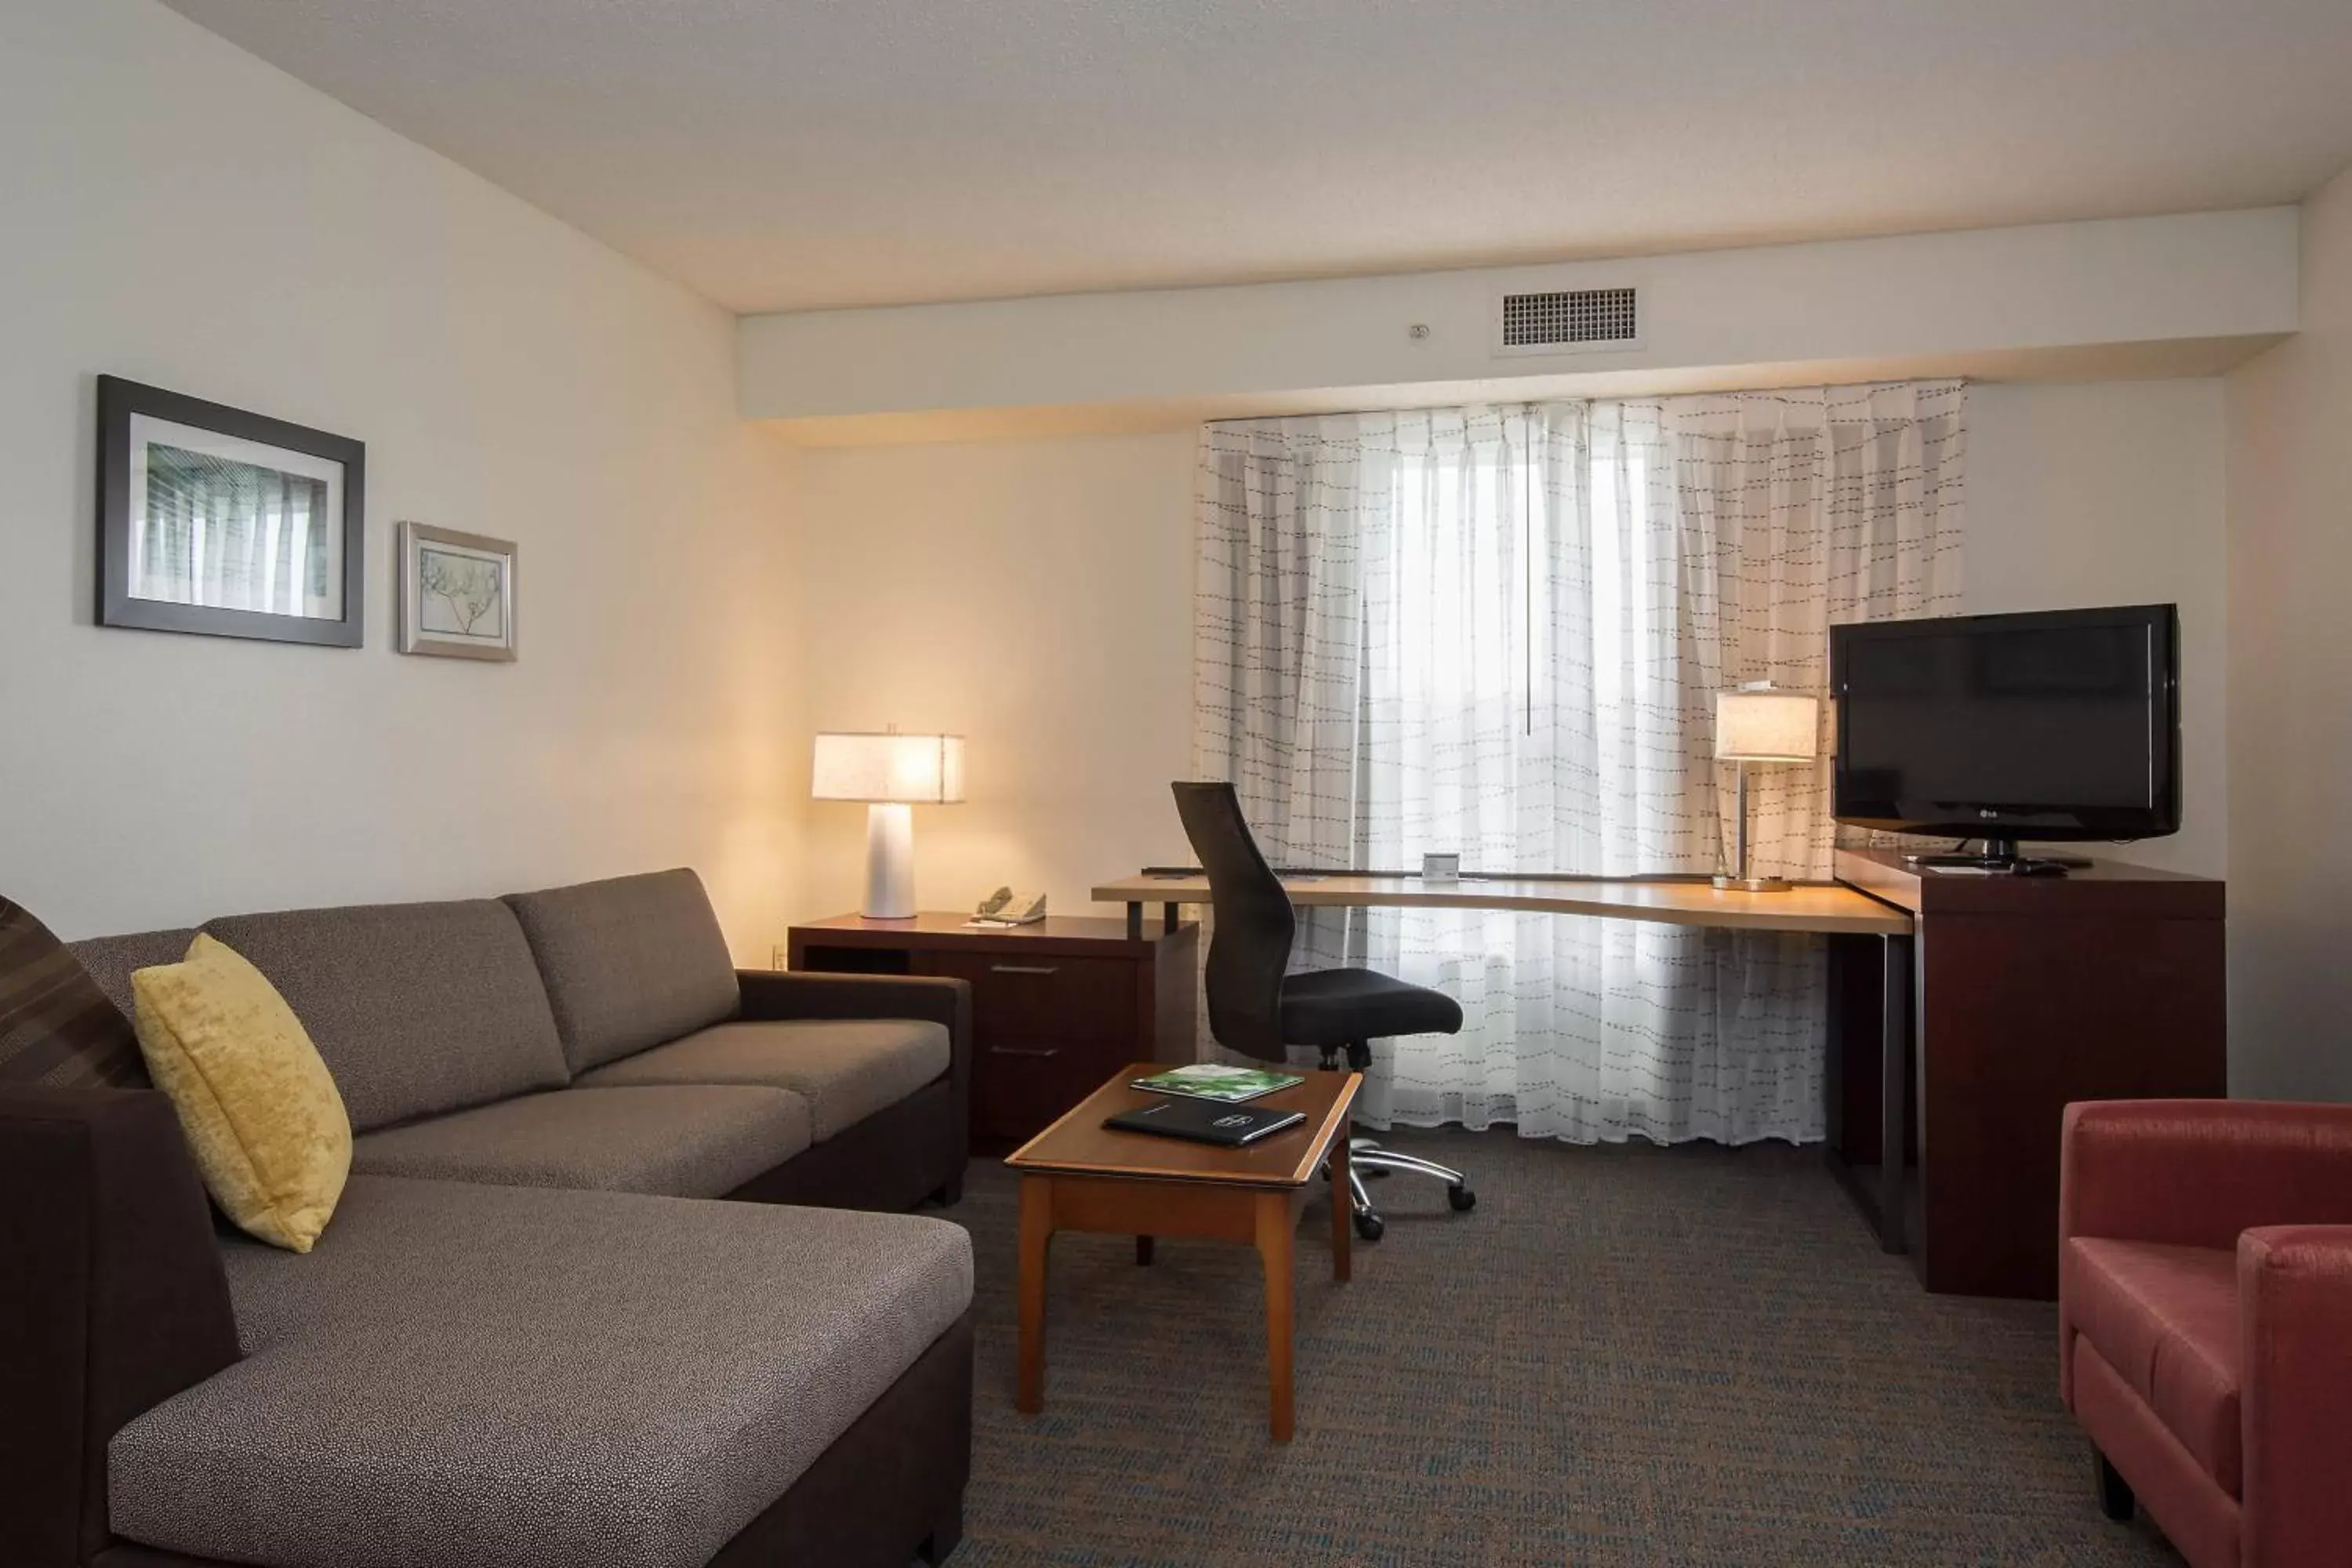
2,868,977,1568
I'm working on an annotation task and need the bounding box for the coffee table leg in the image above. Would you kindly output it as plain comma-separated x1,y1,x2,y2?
1018,1176,1052,1414
1135,1235,1155,1266
1254,1190,1295,1442
1330,1127,1351,1283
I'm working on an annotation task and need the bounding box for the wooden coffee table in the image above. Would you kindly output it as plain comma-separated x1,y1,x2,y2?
1004,1065,1362,1442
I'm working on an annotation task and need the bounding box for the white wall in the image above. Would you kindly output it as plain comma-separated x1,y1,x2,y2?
784,381,2230,936
0,0,804,953
1969,381,2227,877
2225,162,2352,1102
790,434,1196,936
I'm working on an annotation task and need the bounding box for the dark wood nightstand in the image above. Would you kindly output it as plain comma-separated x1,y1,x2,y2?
786,913,1200,1146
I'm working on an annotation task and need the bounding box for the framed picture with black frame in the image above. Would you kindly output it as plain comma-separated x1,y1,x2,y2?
96,375,365,647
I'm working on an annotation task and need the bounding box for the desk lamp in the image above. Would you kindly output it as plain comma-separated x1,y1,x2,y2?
1712,684,1820,893
811,730,965,920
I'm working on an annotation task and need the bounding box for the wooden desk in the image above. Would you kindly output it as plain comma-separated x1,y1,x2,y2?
1093,871,1913,940
1098,855,2230,1300
1095,866,1920,1261
1006,1067,1363,1442
1832,849,2227,1298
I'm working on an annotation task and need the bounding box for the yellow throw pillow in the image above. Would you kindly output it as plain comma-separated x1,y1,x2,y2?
132,933,351,1253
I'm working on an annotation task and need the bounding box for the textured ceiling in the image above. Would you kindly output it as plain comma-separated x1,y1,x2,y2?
162,0,2352,314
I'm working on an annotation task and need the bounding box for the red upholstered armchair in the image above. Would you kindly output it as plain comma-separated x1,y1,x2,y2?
2060,1100,2352,1568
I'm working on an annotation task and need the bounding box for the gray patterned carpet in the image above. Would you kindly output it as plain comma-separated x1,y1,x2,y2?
934,1129,2183,1567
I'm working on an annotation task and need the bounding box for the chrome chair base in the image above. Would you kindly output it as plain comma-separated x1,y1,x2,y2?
1330,1137,1477,1242
1316,1041,1477,1240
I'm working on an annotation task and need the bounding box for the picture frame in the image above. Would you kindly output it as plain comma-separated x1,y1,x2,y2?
397,521,517,662
96,375,365,647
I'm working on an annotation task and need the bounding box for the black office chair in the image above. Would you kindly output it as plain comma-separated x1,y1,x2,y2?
1171,781,1475,1241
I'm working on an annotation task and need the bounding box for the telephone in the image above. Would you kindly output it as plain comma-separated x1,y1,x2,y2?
970,887,1048,926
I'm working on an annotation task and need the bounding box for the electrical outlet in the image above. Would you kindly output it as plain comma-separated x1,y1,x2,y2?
771,942,789,971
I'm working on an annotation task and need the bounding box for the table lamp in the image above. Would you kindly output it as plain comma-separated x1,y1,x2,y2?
1712,684,1820,893
811,731,966,920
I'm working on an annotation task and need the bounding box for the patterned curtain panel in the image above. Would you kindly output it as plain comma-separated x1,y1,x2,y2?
1668,383,1969,882
1191,383,1965,1145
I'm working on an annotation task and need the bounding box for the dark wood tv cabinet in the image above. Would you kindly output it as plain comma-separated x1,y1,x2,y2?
786,913,1200,1147
1829,848,2227,1299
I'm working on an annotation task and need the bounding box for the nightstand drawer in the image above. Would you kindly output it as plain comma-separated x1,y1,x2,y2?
915,952,1142,1048
971,1040,1113,1143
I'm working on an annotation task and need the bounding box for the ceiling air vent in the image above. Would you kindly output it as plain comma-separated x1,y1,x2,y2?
1493,285,1639,356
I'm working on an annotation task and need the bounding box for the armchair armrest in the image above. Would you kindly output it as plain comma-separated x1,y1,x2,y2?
735,969,974,1101
2241,1225,2352,1568
2060,1100,2352,1253
0,1087,239,1566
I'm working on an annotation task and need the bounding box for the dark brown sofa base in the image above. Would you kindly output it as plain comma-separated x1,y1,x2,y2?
91,1309,975,1568
727,967,971,1214
728,1075,965,1212
2,1088,242,1568
713,1308,972,1568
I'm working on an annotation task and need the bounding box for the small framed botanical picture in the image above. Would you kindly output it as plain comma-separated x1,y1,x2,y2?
397,521,517,661
96,376,365,646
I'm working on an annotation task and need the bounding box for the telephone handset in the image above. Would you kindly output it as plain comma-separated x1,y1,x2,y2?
971,886,1048,926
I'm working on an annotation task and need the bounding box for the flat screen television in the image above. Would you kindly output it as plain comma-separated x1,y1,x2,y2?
1829,604,2180,859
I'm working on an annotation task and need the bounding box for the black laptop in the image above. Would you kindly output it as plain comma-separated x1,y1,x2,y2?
1103,1096,1306,1147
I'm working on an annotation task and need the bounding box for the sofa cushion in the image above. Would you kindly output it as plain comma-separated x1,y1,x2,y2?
352,1084,808,1198
504,869,741,1074
2064,1236,2244,1494
2,897,149,1088
107,1174,973,1568
204,901,570,1133
578,1018,951,1142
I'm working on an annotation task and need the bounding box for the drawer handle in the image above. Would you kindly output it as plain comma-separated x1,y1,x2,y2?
989,1045,1061,1058
989,964,1060,976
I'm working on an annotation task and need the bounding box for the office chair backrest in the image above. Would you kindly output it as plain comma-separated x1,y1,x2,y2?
1170,781,1296,1063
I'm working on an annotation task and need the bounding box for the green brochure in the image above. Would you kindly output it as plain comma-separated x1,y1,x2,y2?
1129,1062,1305,1103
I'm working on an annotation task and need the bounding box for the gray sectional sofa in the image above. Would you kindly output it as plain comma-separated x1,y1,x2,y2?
4,869,977,1568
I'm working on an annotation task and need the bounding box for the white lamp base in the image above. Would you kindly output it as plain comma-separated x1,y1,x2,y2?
862,802,916,920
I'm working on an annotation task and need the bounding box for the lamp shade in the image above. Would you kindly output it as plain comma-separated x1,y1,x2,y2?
811,732,966,803
1714,688,1820,763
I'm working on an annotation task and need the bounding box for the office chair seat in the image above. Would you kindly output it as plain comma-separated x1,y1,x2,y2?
1171,780,1479,1243
1280,968,1465,1048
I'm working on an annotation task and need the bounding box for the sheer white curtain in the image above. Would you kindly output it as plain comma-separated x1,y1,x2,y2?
1193,384,1964,1145
1671,384,1969,880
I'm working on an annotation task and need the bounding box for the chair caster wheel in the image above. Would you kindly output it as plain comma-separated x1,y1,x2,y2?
1447,1185,1476,1212
1353,1211,1385,1242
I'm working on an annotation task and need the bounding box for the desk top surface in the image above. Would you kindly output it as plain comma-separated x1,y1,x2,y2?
1092,870,1911,936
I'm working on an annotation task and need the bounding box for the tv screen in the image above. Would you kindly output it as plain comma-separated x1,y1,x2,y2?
1830,604,2179,844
